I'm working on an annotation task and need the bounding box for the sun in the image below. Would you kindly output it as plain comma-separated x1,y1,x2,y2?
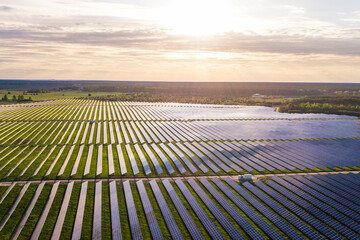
155,0,237,36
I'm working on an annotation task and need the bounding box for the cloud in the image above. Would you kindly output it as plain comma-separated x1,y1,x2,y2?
0,5,13,11
1,24,360,57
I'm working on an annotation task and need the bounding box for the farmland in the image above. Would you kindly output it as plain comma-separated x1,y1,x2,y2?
0,98,360,239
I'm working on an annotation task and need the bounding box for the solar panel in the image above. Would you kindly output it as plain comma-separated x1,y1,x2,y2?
188,178,244,239
183,142,220,172
215,178,284,240
116,145,127,175
125,144,139,175
97,145,103,175
133,144,151,175
72,181,88,240
204,177,263,240
71,145,84,176
175,179,225,240
289,175,360,226
150,143,174,174
149,180,183,240
57,145,75,176
174,142,209,173
31,182,60,240
0,182,31,231
192,142,231,172
162,179,204,240
159,143,186,173
255,180,339,239
107,145,115,175
123,180,143,240
222,177,303,239
267,178,357,239
52,182,74,240
243,181,322,239
199,142,242,172
93,181,102,240
167,143,197,173
142,144,163,174
136,180,163,240
109,181,122,240
11,183,46,239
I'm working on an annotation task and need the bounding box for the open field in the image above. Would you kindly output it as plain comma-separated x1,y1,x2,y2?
0,98,360,239
0,90,124,102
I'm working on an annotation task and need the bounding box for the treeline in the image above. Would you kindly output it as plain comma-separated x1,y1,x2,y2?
1,95,32,102
28,89,51,93
279,96,360,117
84,94,360,117
84,92,287,107
83,82,360,97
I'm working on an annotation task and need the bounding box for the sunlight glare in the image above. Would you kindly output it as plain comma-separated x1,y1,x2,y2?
157,0,237,35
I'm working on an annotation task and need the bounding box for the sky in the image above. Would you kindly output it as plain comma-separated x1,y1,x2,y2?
0,0,360,82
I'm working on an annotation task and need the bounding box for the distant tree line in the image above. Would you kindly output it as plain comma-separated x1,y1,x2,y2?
28,89,51,94
82,92,287,107
1,94,32,102
278,96,360,117
82,93,360,117
82,82,360,97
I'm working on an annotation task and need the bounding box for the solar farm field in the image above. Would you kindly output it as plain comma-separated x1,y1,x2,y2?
0,99,360,239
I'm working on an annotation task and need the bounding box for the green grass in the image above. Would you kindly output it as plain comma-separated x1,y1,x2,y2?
143,181,171,238
129,181,151,239
101,182,112,239
80,181,94,239
59,182,81,239
170,180,212,239
0,90,123,101
182,180,231,239
0,184,23,220
117,181,131,239
0,185,8,197
17,183,52,239
0,184,38,239
38,183,67,239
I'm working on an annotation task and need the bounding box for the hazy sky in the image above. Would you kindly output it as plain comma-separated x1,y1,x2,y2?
1,0,360,82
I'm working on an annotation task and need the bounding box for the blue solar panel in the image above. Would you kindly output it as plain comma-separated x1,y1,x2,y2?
162,179,204,240
243,181,323,239
292,175,360,222
175,179,225,240
149,180,183,240
123,180,142,240
213,178,284,239
255,181,340,239
281,175,360,233
268,178,358,239
136,180,163,240
201,178,265,239
222,177,303,239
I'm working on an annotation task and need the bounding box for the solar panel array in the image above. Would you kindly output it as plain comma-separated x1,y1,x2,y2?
0,174,358,239
0,100,359,182
0,99,359,239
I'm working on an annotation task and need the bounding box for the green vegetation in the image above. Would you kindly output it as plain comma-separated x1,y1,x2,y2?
279,96,360,117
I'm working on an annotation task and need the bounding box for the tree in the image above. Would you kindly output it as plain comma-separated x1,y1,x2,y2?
88,93,92,96
28,96,32,101
12,95,17,101
8,91,11,94
3,94,8,101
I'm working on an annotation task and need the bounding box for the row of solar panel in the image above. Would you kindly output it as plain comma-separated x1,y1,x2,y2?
0,173,359,239
1,99,348,121
1,139,359,182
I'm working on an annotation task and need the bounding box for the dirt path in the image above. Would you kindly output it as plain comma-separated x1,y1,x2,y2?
0,170,359,185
